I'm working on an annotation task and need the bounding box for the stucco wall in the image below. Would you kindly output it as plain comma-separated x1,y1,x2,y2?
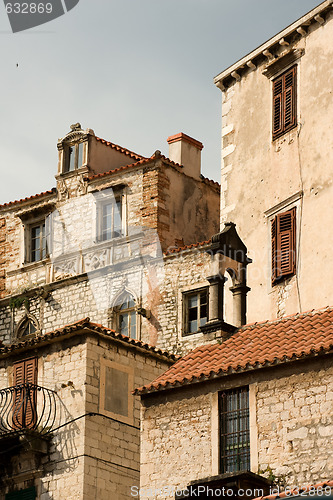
219,13,333,322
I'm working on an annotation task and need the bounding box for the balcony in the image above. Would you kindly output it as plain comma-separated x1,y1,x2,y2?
0,383,57,438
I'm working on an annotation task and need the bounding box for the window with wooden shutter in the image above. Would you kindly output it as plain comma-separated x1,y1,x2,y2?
271,208,296,284
272,66,297,140
13,358,38,430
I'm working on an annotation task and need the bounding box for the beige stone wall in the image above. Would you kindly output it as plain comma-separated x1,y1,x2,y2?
140,360,333,498
256,362,333,485
0,339,87,499
82,335,172,499
219,13,333,322
0,334,172,499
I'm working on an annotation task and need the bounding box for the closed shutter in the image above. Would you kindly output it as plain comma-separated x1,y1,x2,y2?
283,67,296,131
272,208,296,283
273,66,297,140
13,358,37,430
273,77,283,137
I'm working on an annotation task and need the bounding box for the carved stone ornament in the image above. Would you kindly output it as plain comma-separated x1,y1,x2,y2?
57,178,69,201
77,175,88,196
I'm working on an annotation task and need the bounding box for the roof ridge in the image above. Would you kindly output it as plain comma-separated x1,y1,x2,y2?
0,318,178,361
95,136,145,160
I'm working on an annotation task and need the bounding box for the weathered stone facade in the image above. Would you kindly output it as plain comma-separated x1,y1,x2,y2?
140,358,333,498
0,325,174,499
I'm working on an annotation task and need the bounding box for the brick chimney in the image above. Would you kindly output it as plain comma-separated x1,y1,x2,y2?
167,133,203,180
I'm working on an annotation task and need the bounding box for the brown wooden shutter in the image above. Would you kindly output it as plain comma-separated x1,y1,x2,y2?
272,208,296,284
13,358,37,429
273,66,297,140
283,67,296,131
273,77,283,137
271,217,277,283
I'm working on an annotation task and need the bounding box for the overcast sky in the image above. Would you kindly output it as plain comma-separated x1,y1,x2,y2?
0,0,321,204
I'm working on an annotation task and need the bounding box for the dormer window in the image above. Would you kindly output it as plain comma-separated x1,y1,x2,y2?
64,141,84,173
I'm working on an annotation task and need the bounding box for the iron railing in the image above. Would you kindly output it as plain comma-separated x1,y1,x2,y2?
0,384,57,437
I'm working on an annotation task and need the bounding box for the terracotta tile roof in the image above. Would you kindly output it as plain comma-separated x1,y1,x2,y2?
135,307,333,395
87,157,155,181
0,188,56,210
165,239,211,255
95,136,145,161
0,317,178,362
254,480,333,500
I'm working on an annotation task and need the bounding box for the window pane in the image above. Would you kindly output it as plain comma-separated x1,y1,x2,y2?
130,311,136,339
68,146,75,171
113,199,122,236
119,313,129,336
102,203,112,240
220,387,250,474
77,142,84,168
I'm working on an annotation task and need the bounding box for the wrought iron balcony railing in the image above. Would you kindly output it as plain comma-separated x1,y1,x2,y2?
0,384,57,437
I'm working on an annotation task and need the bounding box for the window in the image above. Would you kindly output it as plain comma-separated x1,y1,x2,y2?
99,198,122,240
183,288,208,335
99,359,134,425
13,358,38,430
271,207,296,284
16,315,39,339
272,66,297,140
118,292,137,339
64,141,84,173
30,221,47,262
219,387,250,473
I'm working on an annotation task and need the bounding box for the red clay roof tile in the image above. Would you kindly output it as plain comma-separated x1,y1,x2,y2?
135,307,333,394
0,188,56,209
0,317,178,362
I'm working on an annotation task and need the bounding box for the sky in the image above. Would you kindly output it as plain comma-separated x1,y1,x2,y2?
0,0,322,205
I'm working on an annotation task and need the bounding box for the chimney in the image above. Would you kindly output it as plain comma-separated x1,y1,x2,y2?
167,133,203,179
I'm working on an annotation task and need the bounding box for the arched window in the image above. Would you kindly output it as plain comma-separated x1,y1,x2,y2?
118,293,137,339
16,315,39,340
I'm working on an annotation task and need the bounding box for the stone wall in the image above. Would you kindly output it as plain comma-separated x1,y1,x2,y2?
140,359,333,498
0,332,172,499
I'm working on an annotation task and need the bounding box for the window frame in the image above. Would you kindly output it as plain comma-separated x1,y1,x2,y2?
272,65,297,140
271,207,296,285
97,196,123,242
182,287,209,336
63,141,85,173
219,386,250,474
24,216,51,264
99,358,134,426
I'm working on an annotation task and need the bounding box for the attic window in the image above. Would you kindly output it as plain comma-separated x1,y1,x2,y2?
64,141,84,173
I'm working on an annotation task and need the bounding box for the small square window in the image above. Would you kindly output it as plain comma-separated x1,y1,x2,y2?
183,288,208,335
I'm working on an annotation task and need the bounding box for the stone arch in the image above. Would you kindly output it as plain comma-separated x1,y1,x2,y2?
14,313,40,341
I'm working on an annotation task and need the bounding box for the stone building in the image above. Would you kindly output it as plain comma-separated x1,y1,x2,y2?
0,125,226,498
214,0,333,322
0,318,175,498
138,1,333,498
137,307,333,498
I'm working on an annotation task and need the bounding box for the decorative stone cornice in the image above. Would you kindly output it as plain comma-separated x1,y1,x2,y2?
214,0,333,90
